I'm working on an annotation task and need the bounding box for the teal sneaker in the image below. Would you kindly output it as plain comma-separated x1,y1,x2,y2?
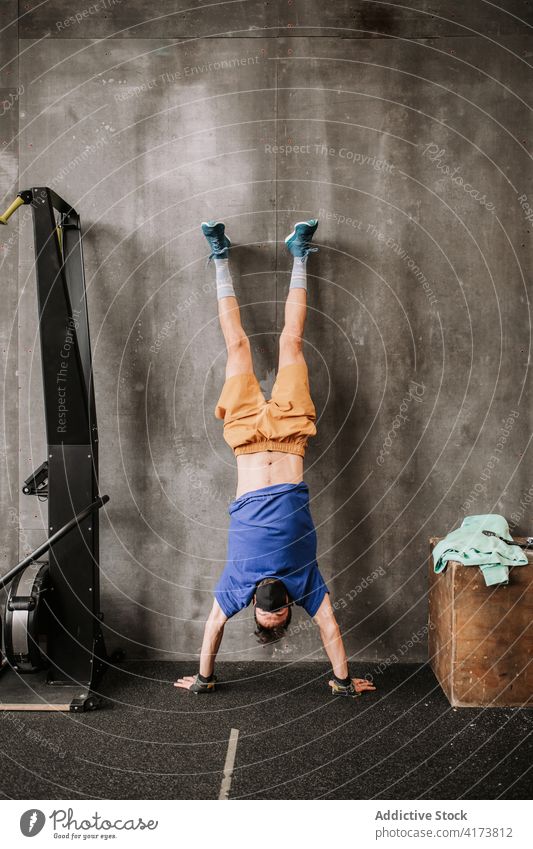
285,219,319,258
201,220,231,259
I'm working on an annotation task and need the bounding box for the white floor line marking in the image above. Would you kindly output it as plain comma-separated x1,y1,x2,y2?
218,728,239,800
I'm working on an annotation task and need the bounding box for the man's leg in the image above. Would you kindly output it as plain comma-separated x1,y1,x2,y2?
202,221,254,379
271,223,318,454
279,285,307,369
218,295,254,379
279,217,319,368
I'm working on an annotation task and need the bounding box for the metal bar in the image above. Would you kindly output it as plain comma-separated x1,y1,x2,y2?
61,210,96,434
47,188,73,217
0,495,109,590
32,188,91,444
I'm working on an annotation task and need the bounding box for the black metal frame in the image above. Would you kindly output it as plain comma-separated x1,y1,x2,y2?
0,187,109,710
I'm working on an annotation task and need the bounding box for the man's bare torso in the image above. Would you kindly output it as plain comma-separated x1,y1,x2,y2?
236,451,303,498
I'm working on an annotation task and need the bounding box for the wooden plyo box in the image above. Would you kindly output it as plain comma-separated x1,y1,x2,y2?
428,538,533,708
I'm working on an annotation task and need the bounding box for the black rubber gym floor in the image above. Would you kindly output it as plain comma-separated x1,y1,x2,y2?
0,662,531,800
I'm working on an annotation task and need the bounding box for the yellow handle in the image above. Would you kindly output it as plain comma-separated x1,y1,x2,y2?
0,195,25,225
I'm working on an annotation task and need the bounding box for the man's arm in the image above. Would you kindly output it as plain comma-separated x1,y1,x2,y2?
174,599,228,691
313,595,376,694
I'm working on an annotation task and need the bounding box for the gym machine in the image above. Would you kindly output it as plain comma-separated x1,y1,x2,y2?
0,188,110,711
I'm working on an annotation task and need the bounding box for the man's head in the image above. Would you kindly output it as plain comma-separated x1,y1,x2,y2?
253,578,292,645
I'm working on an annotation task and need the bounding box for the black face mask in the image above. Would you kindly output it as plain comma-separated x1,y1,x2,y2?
255,579,289,612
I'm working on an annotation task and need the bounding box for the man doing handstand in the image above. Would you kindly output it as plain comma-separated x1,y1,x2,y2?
175,219,375,698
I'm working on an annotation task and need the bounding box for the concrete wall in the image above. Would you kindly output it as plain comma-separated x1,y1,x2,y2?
1,1,532,664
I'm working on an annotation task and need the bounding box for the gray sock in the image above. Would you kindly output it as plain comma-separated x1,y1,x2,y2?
289,255,308,291
214,258,235,300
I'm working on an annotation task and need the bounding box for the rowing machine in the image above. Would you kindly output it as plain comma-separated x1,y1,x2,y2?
0,188,110,712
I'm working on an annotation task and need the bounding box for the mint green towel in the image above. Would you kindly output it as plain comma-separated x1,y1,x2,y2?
433,514,528,587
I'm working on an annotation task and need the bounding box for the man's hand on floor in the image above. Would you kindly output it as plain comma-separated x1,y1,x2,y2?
174,674,216,694
328,677,377,697
351,677,376,693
